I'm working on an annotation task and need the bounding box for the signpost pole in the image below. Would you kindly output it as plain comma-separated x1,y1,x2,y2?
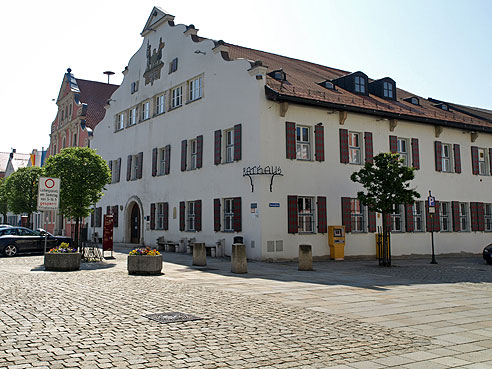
428,190,438,265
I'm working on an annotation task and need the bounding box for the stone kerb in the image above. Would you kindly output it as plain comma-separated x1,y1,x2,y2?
298,244,313,271
44,253,81,272
231,243,247,274
192,243,207,266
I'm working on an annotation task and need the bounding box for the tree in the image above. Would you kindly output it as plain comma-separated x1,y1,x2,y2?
0,178,9,223
4,166,44,228
350,153,420,266
43,147,111,250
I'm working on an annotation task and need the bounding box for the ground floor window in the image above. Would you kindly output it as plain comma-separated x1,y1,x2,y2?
298,196,315,233
350,198,365,232
157,203,165,230
413,201,424,232
485,203,492,232
187,201,195,231
391,204,404,232
459,202,469,232
224,198,234,231
440,202,451,232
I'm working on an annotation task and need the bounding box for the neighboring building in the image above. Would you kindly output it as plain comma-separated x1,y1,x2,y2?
3,149,46,228
45,69,118,236
0,152,10,178
90,7,492,260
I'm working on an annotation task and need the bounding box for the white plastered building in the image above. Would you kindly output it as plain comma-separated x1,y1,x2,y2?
90,7,492,260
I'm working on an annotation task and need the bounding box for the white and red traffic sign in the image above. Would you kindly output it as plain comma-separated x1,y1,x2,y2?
37,177,60,211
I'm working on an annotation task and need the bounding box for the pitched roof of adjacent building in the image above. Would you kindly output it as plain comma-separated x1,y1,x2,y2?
0,152,10,176
8,153,31,172
75,79,119,129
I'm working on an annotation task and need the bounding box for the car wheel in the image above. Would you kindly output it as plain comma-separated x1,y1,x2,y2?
4,244,17,257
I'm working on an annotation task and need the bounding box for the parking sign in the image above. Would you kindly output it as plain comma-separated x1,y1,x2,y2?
37,177,60,211
428,196,435,207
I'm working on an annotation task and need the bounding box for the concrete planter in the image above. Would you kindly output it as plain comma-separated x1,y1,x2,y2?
127,255,163,275
44,253,81,271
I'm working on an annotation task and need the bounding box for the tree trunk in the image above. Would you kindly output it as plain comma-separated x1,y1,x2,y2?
75,217,80,252
381,212,391,267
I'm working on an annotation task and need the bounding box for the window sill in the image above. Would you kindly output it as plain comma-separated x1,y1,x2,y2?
114,127,124,133
168,105,183,112
186,96,203,105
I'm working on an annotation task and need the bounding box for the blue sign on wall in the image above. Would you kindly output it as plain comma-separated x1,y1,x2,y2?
269,202,280,208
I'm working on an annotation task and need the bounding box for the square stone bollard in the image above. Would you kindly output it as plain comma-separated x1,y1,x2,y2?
298,244,313,271
192,242,207,266
231,243,247,274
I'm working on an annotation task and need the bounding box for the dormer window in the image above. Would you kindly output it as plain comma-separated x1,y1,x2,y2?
383,82,393,98
268,69,287,82
404,96,420,105
434,103,449,111
354,76,365,94
319,80,335,90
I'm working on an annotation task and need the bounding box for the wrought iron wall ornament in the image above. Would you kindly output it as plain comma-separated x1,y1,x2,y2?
243,165,283,192
143,38,165,85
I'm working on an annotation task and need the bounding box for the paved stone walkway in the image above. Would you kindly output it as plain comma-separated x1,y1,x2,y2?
1,249,492,368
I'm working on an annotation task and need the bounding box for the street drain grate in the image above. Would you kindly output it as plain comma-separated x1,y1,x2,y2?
143,312,202,324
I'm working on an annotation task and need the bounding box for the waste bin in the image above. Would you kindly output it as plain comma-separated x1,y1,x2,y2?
233,236,244,244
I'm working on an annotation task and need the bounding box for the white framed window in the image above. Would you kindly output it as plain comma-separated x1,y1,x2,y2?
158,147,167,175
441,144,453,172
383,81,393,98
131,154,139,180
141,101,150,121
354,76,365,94
187,201,195,231
459,203,469,232
111,159,119,183
129,107,137,126
189,139,197,170
350,198,365,232
157,203,165,230
62,137,66,149
440,202,451,232
171,86,183,109
413,201,424,232
349,132,361,164
485,203,492,232
72,133,77,147
391,204,404,232
397,138,409,167
296,126,311,160
225,129,234,163
298,197,315,233
189,76,203,102
224,198,234,232
478,148,488,175
155,94,165,115
116,113,125,130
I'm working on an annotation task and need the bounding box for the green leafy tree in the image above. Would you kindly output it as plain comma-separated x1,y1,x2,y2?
350,153,420,266
4,166,44,228
0,178,9,223
44,147,111,249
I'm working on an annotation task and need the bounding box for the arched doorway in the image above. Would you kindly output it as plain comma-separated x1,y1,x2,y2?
130,203,141,244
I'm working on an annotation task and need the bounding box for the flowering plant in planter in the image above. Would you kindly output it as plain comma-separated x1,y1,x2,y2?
48,242,78,254
129,247,161,256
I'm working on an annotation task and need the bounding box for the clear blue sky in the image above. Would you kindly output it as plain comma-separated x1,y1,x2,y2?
1,0,491,154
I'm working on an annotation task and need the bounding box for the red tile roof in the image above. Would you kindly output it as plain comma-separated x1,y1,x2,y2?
225,43,492,132
76,79,119,129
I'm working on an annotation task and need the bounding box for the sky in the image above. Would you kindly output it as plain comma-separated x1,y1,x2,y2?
1,0,491,154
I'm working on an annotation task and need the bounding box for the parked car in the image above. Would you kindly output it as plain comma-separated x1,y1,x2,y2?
483,244,492,265
0,227,73,257
0,224,12,228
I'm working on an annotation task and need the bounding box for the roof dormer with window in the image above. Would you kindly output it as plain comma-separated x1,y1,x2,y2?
404,96,420,106
368,77,396,101
268,69,288,83
332,71,369,96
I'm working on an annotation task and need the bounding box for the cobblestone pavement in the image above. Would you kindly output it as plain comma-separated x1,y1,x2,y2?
1,251,492,368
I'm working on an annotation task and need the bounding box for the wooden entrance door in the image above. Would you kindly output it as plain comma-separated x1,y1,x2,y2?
130,204,140,243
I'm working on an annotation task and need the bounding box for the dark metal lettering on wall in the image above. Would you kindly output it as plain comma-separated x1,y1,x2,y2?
242,165,283,192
